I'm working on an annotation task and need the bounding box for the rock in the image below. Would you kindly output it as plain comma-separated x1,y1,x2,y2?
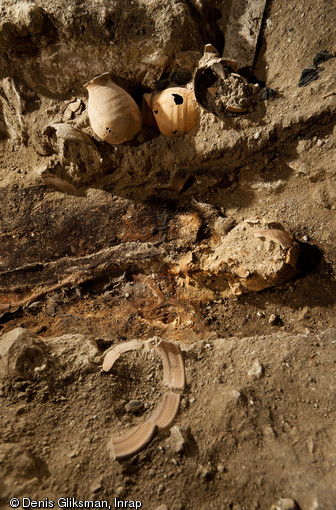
45,300,56,316
46,334,102,376
188,220,300,295
287,160,310,175
167,212,202,249
213,217,236,237
224,389,241,402
37,123,103,187
269,313,280,325
0,328,51,380
125,400,144,414
90,478,103,493
114,486,125,498
270,497,298,510
248,360,263,379
196,463,216,480
217,463,226,473
166,426,191,454
313,183,335,210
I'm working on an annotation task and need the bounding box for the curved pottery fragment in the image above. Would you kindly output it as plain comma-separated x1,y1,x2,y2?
148,392,181,431
39,172,78,195
114,340,144,354
102,350,120,372
84,72,142,145
110,422,157,461
143,87,198,137
155,340,185,390
102,340,144,372
105,339,184,459
48,123,96,145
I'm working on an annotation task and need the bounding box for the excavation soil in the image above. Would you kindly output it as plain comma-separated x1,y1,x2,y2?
0,0,336,509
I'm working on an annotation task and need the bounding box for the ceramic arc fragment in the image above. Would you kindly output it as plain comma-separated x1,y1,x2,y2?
102,350,120,372
114,340,144,354
148,392,181,431
110,421,157,461
103,340,144,372
155,340,185,390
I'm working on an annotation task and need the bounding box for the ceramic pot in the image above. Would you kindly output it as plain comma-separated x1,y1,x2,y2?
84,72,142,145
193,44,249,114
143,87,198,137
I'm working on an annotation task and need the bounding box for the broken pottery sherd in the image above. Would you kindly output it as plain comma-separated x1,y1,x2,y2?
106,339,184,459
47,123,95,145
102,350,120,372
102,340,144,372
109,421,157,461
38,171,79,195
148,392,181,431
155,340,185,390
84,72,142,145
143,87,198,137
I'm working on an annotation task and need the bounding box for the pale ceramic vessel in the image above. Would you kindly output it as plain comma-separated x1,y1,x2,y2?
84,72,142,145
143,87,198,137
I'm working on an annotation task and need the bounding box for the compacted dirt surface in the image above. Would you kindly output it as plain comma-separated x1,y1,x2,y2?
0,0,336,509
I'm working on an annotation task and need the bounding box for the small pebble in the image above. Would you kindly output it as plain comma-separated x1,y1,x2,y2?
166,426,190,454
270,497,298,510
15,405,26,416
217,463,226,473
115,485,125,498
269,313,279,325
90,478,102,493
248,359,263,379
125,400,144,414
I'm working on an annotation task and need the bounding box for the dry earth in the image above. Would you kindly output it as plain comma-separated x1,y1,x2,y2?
0,0,336,509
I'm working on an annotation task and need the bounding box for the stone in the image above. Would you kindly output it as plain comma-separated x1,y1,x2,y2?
269,313,279,325
46,334,102,376
191,220,300,295
313,183,336,210
196,463,216,480
213,217,236,237
248,360,263,379
0,328,51,380
166,426,190,454
90,478,103,493
37,124,103,186
270,498,298,510
125,400,144,414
